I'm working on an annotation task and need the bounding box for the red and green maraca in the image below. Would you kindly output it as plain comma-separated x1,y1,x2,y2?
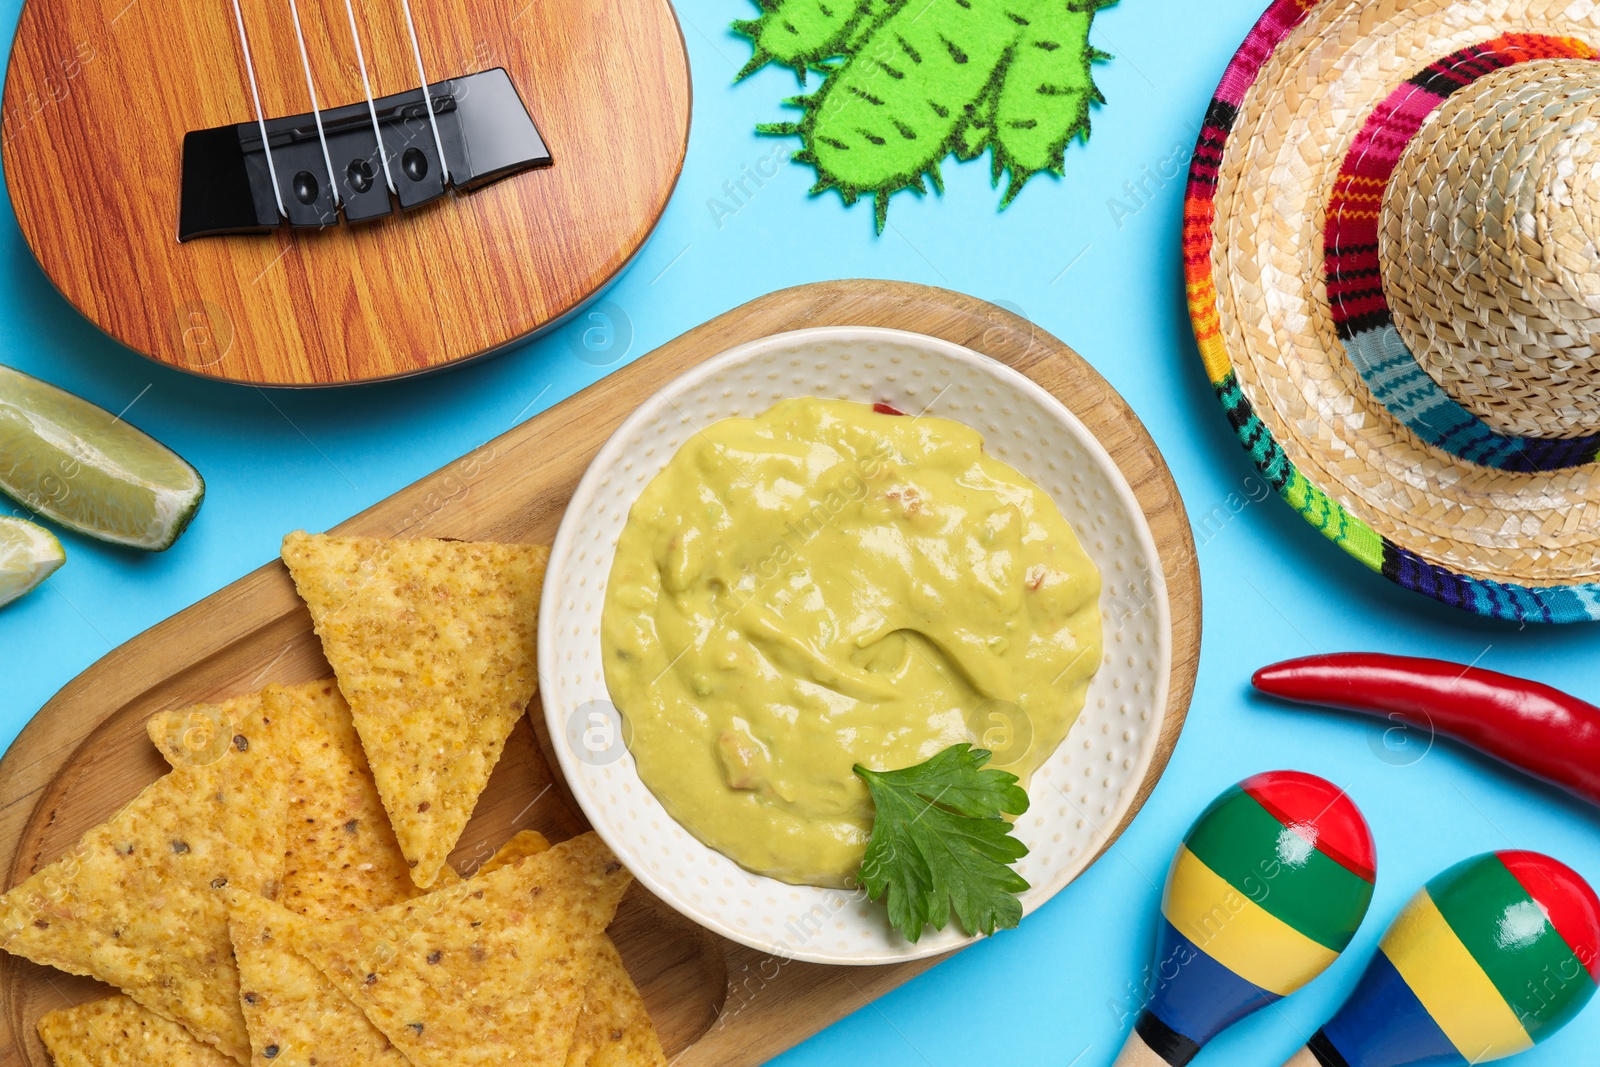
1116,771,1377,1065
1283,850,1600,1066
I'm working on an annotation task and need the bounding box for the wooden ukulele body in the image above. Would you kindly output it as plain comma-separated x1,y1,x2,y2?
2,0,690,386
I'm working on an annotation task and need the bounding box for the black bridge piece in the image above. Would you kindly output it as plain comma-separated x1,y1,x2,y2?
177,68,550,241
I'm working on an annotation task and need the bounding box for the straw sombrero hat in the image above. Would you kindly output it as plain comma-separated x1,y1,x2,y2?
1187,0,1600,623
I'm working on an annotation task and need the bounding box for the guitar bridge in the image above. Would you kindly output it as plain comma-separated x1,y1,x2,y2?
177,67,551,241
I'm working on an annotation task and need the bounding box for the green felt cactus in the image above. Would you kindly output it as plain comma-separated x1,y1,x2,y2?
991,2,1107,204
733,0,887,83
738,0,1113,232
836,0,904,61
953,79,1000,164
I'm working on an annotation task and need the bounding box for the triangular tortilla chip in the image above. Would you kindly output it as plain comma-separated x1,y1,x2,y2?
225,831,547,1067
296,833,630,1067
474,828,551,875
226,831,656,1067
224,832,543,1067
37,994,237,1067
470,834,667,1067
280,532,549,888
287,679,368,770
438,830,669,1067
264,684,428,919
152,682,433,918
219,684,435,1066
227,892,408,1067
563,937,667,1067
354,828,669,1067
146,690,267,770
146,680,350,772
0,699,296,1063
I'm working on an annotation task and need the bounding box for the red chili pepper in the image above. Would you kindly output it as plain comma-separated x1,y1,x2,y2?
872,402,906,416
1252,653,1600,807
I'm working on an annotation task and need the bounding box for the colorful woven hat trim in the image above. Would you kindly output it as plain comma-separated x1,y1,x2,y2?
1326,34,1600,474
1183,0,1600,623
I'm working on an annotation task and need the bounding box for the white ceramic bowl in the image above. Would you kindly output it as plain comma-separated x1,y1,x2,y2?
539,326,1172,964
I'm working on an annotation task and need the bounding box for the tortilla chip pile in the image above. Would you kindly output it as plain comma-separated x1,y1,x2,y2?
0,534,665,1067
37,995,235,1067
281,532,549,890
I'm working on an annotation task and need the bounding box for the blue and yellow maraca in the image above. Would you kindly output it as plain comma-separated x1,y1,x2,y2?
1116,771,1377,1066
1282,850,1600,1066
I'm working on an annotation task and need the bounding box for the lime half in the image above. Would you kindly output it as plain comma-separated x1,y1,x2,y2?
0,517,65,608
0,367,204,550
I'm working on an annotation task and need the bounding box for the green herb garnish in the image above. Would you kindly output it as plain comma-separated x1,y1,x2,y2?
853,743,1030,942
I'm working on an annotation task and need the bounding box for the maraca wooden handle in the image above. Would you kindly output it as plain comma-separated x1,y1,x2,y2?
1280,1048,1321,1067
1112,1029,1170,1067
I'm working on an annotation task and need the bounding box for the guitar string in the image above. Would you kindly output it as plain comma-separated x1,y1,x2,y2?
343,0,398,195
398,0,451,185
228,0,286,219
287,0,343,214
230,0,446,217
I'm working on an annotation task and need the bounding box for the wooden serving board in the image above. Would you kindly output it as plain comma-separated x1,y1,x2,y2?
0,281,1200,1065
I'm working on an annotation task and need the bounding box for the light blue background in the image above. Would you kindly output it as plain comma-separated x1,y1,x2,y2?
3,1,1599,1063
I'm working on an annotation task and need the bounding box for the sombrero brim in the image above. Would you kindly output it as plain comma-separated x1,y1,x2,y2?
1186,0,1600,623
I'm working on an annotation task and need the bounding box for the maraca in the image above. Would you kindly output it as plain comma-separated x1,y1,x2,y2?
1284,850,1600,1067
1116,771,1376,1066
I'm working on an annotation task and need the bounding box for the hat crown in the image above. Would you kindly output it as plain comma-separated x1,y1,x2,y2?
1381,58,1600,439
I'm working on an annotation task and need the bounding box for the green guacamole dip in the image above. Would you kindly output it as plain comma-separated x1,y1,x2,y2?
601,398,1102,886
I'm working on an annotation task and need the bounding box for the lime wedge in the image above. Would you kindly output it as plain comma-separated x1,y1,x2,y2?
0,366,204,550
0,516,65,608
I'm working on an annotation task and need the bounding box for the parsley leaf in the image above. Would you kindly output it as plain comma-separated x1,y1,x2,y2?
853,744,1031,942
